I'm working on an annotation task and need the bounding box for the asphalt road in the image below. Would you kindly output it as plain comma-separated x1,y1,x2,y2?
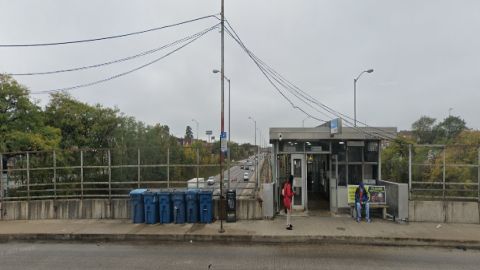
0,242,479,270
210,155,261,196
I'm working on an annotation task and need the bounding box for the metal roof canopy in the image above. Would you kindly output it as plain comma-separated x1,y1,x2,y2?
269,126,397,142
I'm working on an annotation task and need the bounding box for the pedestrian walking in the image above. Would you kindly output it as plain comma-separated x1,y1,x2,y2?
282,175,295,230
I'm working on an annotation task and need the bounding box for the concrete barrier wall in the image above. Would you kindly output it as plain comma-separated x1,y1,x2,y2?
0,198,261,221
378,180,408,220
409,200,480,224
213,198,263,220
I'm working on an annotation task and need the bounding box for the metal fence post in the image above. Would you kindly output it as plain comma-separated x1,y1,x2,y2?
167,148,170,188
196,148,200,189
80,150,84,199
443,146,446,200
408,144,412,200
108,150,112,200
53,150,57,199
137,148,141,188
27,152,30,201
477,147,479,202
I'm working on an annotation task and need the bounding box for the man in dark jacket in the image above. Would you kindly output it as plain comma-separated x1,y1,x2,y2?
355,182,371,223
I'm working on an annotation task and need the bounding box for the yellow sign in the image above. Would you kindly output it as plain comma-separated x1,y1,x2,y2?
347,185,386,204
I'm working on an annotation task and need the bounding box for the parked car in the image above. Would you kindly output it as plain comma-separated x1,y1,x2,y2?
243,172,249,181
207,176,215,186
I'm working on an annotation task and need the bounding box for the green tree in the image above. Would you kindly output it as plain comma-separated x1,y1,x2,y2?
381,138,412,182
45,92,120,149
433,116,467,142
411,116,436,144
0,75,60,152
184,125,193,144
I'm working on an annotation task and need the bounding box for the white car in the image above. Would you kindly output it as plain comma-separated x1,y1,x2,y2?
243,172,249,181
207,176,215,186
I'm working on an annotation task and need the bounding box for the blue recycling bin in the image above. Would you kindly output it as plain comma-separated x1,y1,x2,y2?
199,190,213,223
129,189,147,223
158,191,172,224
143,191,159,224
186,189,199,223
172,190,186,224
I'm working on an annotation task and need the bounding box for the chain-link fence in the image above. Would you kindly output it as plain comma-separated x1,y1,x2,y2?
0,146,230,201
409,144,480,201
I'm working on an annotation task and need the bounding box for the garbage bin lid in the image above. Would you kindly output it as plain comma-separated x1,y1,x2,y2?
129,189,148,195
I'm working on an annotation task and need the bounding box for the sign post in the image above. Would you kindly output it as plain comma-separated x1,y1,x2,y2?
220,132,227,153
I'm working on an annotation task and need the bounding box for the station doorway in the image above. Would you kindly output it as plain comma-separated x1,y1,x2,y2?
277,153,331,213
306,154,330,213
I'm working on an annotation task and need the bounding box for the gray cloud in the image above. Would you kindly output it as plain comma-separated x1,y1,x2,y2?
1,0,479,145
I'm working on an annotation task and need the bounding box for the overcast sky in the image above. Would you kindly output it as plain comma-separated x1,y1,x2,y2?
1,0,479,144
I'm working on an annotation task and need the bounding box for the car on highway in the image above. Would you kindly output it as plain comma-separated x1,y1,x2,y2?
243,172,249,181
207,176,215,186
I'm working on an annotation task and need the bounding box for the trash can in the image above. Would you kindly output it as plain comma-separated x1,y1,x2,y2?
226,189,236,222
199,190,213,223
186,189,199,223
129,189,147,223
158,191,172,224
143,191,159,224
172,190,186,224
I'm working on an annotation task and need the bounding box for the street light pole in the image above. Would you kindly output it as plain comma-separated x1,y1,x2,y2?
219,0,225,234
213,70,231,190
353,69,374,127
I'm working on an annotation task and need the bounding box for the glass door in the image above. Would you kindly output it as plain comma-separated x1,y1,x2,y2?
291,154,305,210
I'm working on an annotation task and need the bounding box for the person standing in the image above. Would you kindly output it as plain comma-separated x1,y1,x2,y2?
355,182,371,223
283,175,295,230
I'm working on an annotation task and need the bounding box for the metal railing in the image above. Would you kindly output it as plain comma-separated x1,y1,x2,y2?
408,144,480,201
0,147,257,201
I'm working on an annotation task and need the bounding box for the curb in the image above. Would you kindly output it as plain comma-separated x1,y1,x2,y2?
1,233,479,250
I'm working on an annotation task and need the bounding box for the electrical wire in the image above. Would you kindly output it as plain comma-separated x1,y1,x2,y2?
8,26,217,76
224,19,397,140
223,21,397,140
30,23,219,95
0,14,218,47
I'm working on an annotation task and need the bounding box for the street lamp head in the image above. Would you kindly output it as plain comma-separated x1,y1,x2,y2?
212,69,220,74
366,69,374,73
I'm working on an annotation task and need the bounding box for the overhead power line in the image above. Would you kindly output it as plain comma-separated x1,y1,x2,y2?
30,23,219,95
8,27,216,76
0,14,217,47
223,20,397,141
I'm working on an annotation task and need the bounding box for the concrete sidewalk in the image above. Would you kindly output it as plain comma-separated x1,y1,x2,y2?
1,216,480,249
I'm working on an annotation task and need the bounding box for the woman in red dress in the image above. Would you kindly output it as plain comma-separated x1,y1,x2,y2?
283,175,295,230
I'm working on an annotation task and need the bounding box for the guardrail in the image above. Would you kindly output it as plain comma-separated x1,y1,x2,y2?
0,147,257,201
408,144,480,202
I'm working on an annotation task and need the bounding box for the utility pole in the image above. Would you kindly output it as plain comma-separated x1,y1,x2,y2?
219,0,225,234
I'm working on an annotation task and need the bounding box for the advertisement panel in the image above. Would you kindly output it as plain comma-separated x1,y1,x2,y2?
347,185,386,204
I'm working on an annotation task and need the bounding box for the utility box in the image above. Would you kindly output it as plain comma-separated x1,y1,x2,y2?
226,189,236,222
